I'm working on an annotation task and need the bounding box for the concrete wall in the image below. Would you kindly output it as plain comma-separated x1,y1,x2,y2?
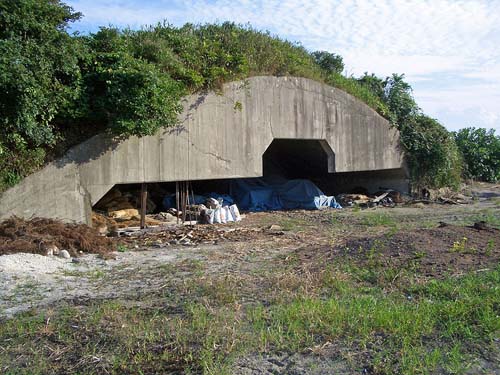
0,76,405,224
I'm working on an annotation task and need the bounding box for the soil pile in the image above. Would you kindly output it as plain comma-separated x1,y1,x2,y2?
0,217,116,258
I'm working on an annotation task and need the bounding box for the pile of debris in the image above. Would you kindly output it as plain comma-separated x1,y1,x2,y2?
92,186,244,235
92,211,179,235
93,188,156,220
120,225,267,247
92,187,180,234
337,190,403,208
0,217,116,258
420,187,473,205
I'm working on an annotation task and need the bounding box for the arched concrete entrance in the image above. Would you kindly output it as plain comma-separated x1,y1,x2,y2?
0,76,407,224
263,139,335,179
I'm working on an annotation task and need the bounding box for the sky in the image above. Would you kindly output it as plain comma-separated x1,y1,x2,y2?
66,0,500,133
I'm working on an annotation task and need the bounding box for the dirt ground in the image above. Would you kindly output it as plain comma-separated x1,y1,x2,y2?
0,191,499,374
296,222,500,279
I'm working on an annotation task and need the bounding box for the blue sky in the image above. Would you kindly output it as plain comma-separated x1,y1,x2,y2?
66,0,500,133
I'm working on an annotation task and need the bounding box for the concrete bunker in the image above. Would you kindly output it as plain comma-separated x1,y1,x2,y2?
93,138,338,216
92,137,406,219
0,76,408,224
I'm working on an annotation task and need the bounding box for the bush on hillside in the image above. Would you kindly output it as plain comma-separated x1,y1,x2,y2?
454,127,500,182
0,0,472,193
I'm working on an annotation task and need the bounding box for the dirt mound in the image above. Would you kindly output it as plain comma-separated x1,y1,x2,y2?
296,223,500,278
0,217,116,258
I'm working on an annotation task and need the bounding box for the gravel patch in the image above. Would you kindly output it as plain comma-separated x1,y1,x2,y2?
0,250,181,319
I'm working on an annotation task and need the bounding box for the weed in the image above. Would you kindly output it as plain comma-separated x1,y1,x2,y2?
277,217,308,232
450,237,477,254
233,101,243,111
117,243,128,252
414,251,426,259
485,239,495,256
451,237,468,253
61,269,105,280
360,212,396,227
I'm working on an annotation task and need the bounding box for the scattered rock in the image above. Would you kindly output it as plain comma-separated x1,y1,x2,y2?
473,221,490,231
96,223,108,236
268,224,283,231
59,250,71,259
43,244,59,256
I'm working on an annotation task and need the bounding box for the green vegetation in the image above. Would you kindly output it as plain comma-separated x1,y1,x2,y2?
1,263,498,374
1,206,499,373
0,0,497,191
359,211,397,227
356,73,463,189
0,0,85,190
454,127,500,182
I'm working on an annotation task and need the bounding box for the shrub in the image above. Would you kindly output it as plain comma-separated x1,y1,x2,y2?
454,127,500,182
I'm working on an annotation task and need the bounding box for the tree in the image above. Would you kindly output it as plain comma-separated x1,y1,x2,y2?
0,0,84,189
311,51,344,75
454,127,500,182
382,73,419,126
78,27,184,137
401,115,462,189
357,72,462,189
357,73,385,101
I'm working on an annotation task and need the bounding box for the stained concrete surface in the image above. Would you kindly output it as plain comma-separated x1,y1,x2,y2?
0,76,406,224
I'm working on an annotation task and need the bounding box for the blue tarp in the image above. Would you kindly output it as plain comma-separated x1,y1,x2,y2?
163,178,341,211
230,178,341,211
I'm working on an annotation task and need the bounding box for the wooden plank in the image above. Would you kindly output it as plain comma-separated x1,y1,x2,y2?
140,183,148,229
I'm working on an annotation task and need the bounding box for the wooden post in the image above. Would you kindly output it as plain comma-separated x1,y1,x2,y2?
176,181,180,224
140,183,147,229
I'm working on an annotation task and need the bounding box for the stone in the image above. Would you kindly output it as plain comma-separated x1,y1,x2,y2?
43,244,59,256
59,250,71,259
269,224,283,231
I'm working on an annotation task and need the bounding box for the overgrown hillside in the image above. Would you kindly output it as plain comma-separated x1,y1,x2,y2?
1,0,496,193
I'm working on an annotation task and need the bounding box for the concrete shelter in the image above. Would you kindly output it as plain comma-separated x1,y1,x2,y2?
0,76,407,224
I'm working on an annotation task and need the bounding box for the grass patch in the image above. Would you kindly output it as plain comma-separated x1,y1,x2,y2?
1,262,499,374
61,269,106,280
360,211,397,227
276,217,310,232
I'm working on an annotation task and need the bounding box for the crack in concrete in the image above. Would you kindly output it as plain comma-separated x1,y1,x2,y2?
204,150,232,163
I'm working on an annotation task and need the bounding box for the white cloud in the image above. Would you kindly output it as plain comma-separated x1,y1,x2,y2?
479,109,499,126
67,0,500,131
415,84,500,132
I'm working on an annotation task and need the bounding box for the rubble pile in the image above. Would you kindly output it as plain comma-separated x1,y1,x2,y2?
336,190,403,207
119,225,270,247
92,212,171,234
0,217,116,258
423,187,473,204
93,188,156,220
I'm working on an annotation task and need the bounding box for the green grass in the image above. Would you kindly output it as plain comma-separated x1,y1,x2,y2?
61,269,106,280
359,211,397,227
1,261,499,374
